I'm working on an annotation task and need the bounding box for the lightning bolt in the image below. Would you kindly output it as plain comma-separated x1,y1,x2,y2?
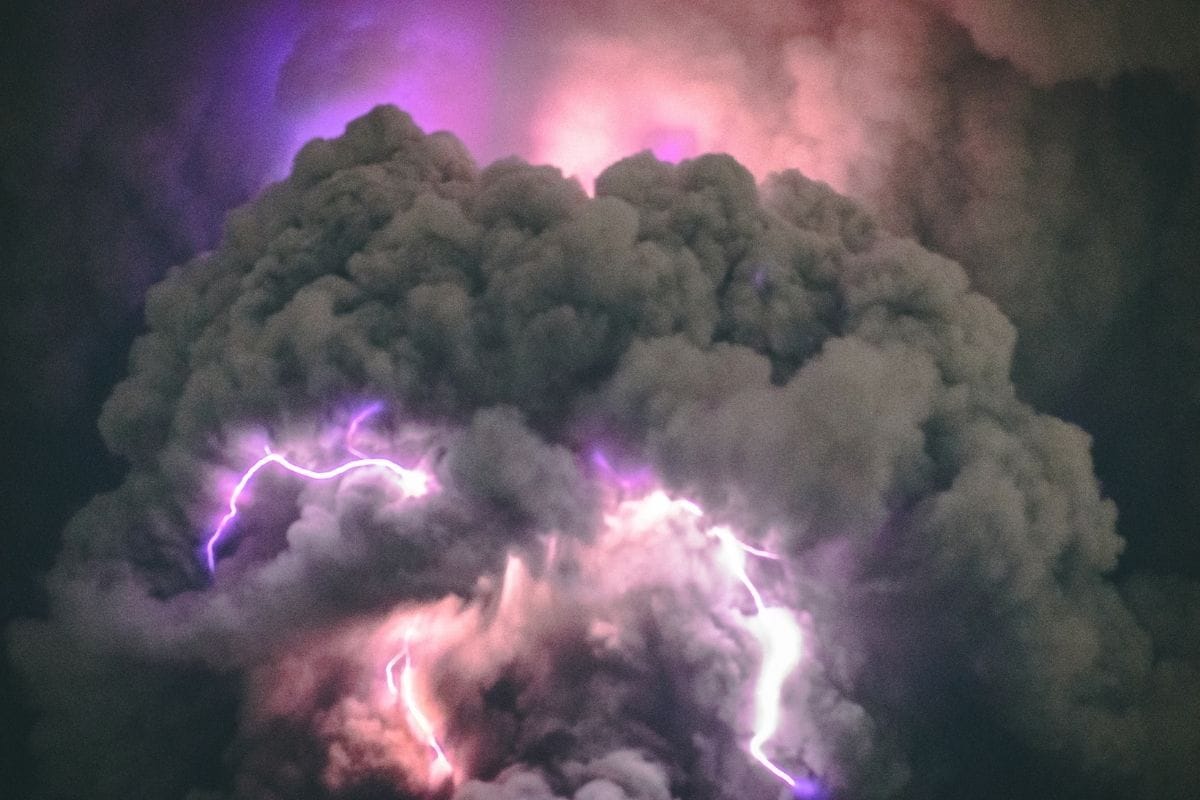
680,499,803,788
386,630,453,780
204,405,432,574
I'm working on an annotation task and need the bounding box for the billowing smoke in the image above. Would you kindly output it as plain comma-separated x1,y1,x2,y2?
8,106,1199,799
4,0,1196,576
3,1,1198,799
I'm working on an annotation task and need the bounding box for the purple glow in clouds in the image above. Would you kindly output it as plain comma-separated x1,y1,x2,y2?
269,2,506,178
791,774,825,798
589,448,655,492
346,401,385,458
204,406,434,574
204,449,433,574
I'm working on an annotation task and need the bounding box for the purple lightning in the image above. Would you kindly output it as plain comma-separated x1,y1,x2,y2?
346,401,384,458
589,448,655,491
204,406,433,574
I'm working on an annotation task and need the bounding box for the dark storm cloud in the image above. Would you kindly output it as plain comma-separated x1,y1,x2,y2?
3,2,1198,799
1,0,290,419
938,0,1200,84
7,105,1198,799
606,0,1200,579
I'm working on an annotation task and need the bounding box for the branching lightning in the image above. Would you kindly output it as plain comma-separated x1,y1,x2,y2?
205,424,804,790
204,405,432,574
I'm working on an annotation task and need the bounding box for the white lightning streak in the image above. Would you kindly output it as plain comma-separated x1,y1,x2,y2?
710,521,802,788
386,632,453,779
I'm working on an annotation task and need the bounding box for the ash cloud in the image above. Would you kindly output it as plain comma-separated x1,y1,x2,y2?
7,105,1198,800
511,0,1199,582
2,1,1198,799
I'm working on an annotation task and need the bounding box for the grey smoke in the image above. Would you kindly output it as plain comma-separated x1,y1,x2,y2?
9,105,1198,799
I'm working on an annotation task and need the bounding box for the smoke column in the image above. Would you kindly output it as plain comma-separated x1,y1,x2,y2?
2,2,1198,799
5,103,1195,799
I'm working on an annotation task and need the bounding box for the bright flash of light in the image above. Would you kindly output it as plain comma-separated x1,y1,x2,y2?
746,606,803,788
386,630,453,780
679,503,803,788
204,406,433,574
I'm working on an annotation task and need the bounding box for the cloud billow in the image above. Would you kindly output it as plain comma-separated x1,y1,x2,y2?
9,106,1198,800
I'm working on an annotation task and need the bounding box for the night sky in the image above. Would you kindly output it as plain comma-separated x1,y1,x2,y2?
2,2,1198,799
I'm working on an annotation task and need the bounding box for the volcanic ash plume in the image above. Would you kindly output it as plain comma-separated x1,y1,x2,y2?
9,107,1199,799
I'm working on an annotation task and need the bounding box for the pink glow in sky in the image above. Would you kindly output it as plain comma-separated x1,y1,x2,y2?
529,39,728,187
265,4,864,194
529,33,863,193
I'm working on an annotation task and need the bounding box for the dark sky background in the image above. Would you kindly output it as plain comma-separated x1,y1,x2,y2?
2,1,1198,798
